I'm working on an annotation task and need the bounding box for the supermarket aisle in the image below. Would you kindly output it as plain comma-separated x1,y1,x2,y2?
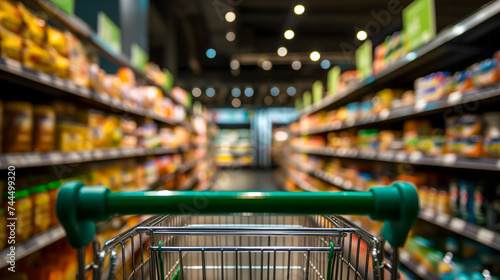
211,169,281,191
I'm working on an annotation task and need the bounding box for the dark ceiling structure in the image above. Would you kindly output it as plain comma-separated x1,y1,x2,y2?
149,0,490,108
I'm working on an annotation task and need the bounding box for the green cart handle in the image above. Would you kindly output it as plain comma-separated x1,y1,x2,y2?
57,181,419,249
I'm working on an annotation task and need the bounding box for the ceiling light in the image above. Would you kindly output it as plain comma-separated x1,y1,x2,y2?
310,51,320,61
320,60,331,69
244,87,254,97
284,30,294,40
230,60,240,70
262,61,272,71
287,86,296,96
270,87,280,96
357,30,367,41
277,47,287,57
294,5,305,15
232,98,241,108
232,88,241,97
226,31,236,41
192,87,201,97
291,61,301,70
264,96,273,106
225,12,236,22
206,87,215,97
206,48,216,59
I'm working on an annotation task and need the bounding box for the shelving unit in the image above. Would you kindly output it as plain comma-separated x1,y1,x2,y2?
300,0,500,116
292,146,500,171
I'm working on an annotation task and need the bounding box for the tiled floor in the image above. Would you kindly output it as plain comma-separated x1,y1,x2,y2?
211,168,280,191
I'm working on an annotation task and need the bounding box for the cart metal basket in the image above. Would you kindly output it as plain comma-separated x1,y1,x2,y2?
56,181,419,280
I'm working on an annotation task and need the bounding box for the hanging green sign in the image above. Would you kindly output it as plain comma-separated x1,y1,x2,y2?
303,91,312,108
48,0,74,15
312,81,323,104
327,66,340,95
97,12,121,54
356,40,372,79
131,43,148,73
403,0,436,51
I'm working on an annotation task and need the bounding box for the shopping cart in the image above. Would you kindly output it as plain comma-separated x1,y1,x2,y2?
57,181,419,280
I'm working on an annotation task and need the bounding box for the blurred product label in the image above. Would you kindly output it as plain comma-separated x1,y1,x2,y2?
327,66,341,95
48,0,74,15
312,81,323,104
131,43,148,72
403,0,436,51
303,91,312,108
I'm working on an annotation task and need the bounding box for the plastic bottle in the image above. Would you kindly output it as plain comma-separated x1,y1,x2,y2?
13,189,32,242
4,101,33,153
459,180,469,221
449,179,460,217
473,183,486,225
33,105,56,152
47,181,61,227
30,184,50,235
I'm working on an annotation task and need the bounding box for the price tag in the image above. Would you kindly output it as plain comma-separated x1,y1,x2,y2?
338,148,347,156
79,87,91,97
477,228,496,244
344,181,353,189
409,151,423,163
421,209,434,220
53,77,65,88
399,251,410,262
332,121,342,130
111,98,121,107
334,176,344,186
38,72,51,83
80,151,91,160
436,214,450,225
48,153,63,163
442,153,457,166
416,265,428,277
67,152,82,163
396,151,407,162
345,118,355,127
5,58,22,73
94,150,104,159
379,109,390,120
367,151,376,158
450,218,466,232
109,149,120,158
66,80,77,92
414,99,427,112
447,91,462,105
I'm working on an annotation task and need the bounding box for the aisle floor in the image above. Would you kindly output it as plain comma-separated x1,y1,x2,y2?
211,168,280,191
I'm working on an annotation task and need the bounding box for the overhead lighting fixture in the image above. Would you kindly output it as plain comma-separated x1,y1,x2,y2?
320,60,331,69
206,48,216,59
244,87,254,97
310,51,320,61
291,61,301,70
264,96,273,106
294,5,305,15
232,98,241,108
262,61,272,71
270,87,280,97
226,31,236,41
192,87,201,97
232,88,241,97
225,12,236,22
357,30,367,41
277,47,287,57
206,87,215,97
287,86,296,96
230,60,240,70
284,30,294,40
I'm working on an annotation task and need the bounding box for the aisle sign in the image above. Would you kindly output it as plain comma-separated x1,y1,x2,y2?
327,66,340,95
295,99,302,112
48,0,74,15
312,80,323,104
303,91,312,108
355,40,372,79
98,12,121,54
403,0,436,51
131,43,148,73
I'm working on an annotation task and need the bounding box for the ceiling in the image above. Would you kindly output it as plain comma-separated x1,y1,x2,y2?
148,0,490,108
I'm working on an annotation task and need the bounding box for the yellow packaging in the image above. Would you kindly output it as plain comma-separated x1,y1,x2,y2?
67,33,89,87
0,25,22,61
57,123,90,151
51,50,70,78
30,184,50,235
23,39,54,73
0,0,22,33
46,26,67,56
17,3,45,46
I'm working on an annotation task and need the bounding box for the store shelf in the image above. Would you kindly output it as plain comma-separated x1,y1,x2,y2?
297,84,500,135
0,147,180,169
179,175,199,191
301,0,500,116
293,146,500,171
217,163,254,168
395,247,442,280
419,208,500,251
0,58,182,127
0,226,66,269
177,160,198,173
280,164,319,192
